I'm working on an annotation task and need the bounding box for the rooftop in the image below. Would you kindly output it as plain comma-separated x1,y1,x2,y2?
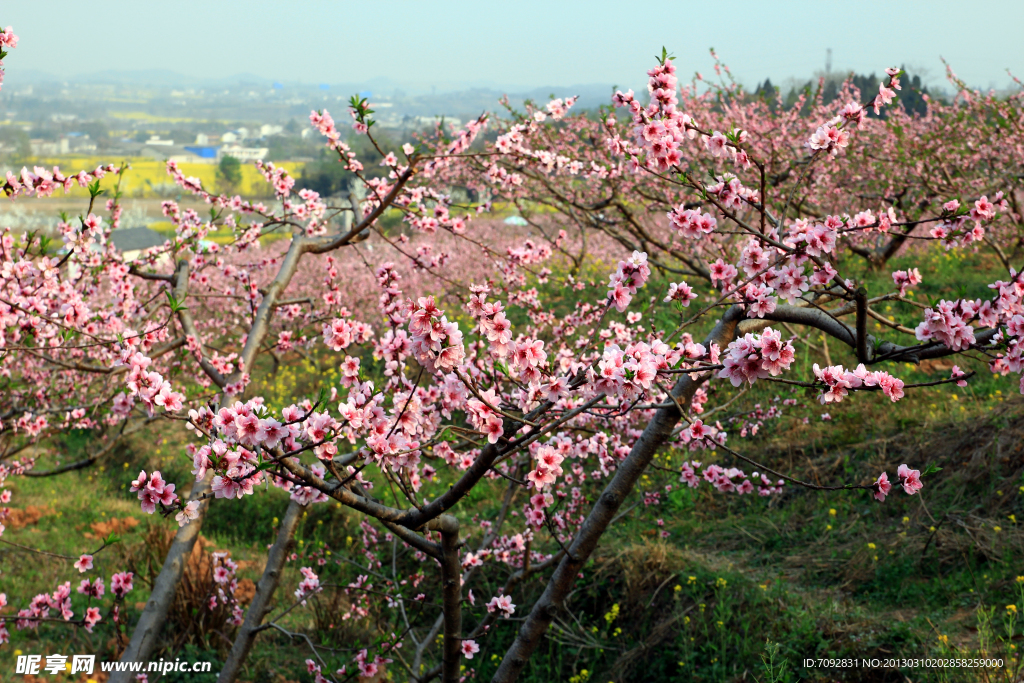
110,227,167,252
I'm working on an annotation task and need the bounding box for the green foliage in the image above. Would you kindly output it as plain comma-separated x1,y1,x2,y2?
217,154,243,188
761,639,791,683
0,124,31,160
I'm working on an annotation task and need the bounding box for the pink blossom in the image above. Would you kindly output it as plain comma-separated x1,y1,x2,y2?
295,566,321,603
873,472,891,502
175,500,201,527
915,300,977,351
807,123,850,157
461,639,480,659
971,196,996,222
897,464,923,495
718,329,795,386
84,606,102,632
708,259,738,285
877,373,905,402
74,554,93,573
606,250,651,312
111,572,134,598
873,83,896,114
130,470,178,514
891,268,922,296
77,577,105,598
487,594,516,618
705,131,730,157
664,282,697,306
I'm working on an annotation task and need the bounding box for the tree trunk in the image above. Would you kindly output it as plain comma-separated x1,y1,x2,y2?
490,306,744,683
217,499,305,683
109,473,213,683
439,515,462,683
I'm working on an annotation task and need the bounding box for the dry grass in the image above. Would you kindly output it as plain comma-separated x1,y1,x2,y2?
119,525,257,656
597,539,687,607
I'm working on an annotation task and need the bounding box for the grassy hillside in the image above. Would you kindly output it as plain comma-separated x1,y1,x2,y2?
1,243,1022,682
4,396,1023,682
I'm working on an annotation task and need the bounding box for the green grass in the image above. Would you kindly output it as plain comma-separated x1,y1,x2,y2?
5,401,1024,682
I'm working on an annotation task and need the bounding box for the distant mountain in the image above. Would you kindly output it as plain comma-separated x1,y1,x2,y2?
9,67,628,107
522,83,621,110
13,68,293,88
75,69,274,87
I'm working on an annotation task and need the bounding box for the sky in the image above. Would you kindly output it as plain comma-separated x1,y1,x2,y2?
3,0,1023,92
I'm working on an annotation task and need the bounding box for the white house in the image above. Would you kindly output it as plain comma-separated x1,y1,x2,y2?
217,144,268,162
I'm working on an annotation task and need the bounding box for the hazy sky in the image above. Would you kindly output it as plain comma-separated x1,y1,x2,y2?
3,0,1023,91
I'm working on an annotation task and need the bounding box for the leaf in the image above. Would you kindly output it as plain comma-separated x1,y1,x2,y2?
164,291,187,313
921,463,942,477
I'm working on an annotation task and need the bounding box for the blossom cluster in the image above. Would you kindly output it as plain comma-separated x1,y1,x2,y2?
3,164,121,199
129,470,179,514
0,25,17,92
914,300,979,351
667,206,717,239
121,350,186,415
210,553,245,625
295,566,321,604
872,464,923,502
591,339,674,402
679,458,784,496
308,110,365,174
607,250,651,312
892,268,922,296
9,570,132,637
407,296,466,372
718,328,796,386
487,594,516,618
812,363,905,404
612,58,707,172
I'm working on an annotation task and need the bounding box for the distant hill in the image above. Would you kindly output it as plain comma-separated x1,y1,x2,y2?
9,68,625,110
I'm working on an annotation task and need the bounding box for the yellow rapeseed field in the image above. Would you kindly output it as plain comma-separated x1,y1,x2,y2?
27,156,305,198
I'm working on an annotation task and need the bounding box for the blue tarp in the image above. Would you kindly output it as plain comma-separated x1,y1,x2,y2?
183,145,220,159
